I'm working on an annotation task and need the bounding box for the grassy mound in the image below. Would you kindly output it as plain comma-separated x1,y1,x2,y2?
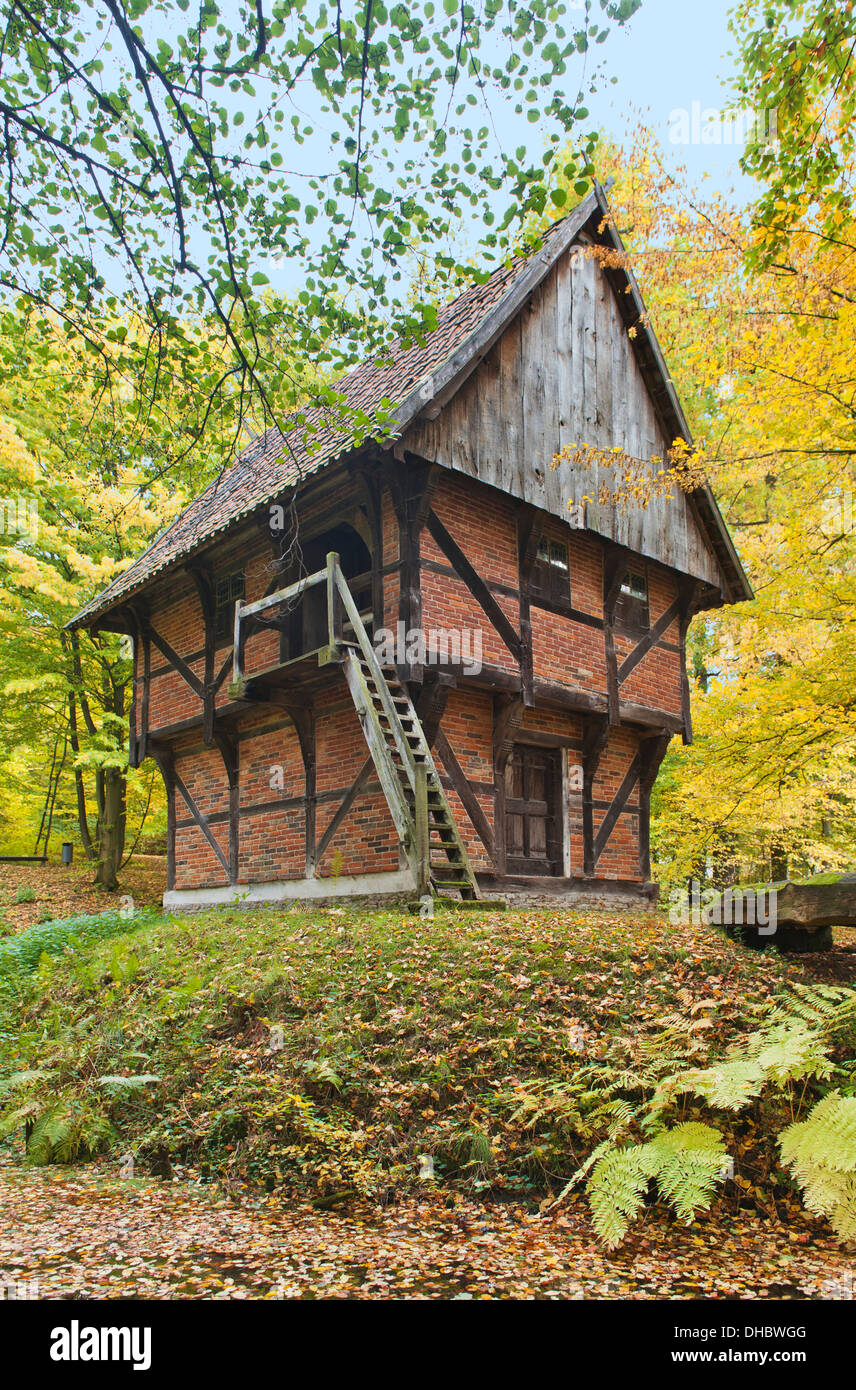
0,905,799,1202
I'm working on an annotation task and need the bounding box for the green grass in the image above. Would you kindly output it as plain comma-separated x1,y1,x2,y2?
0,904,794,1203
0,908,157,983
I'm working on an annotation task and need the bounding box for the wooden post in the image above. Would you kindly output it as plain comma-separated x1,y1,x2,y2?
352,464,385,634
288,707,316,878
214,733,239,885
516,505,542,709
581,715,609,877
602,543,629,727
232,597,244,687
414,760,429,897
152,748,176,891
190,568,217,746
387,458,440,686
678,579,698,746
139,626,151,764
326,551,342,650
637,733,671,879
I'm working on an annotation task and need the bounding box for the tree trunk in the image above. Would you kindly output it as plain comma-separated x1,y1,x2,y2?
67,691,96,860
95,767,126,891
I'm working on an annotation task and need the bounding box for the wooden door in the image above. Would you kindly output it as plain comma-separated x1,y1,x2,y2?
504,745,562,875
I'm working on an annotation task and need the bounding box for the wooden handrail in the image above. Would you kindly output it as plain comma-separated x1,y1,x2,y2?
232,564,329,686
329,553,420,790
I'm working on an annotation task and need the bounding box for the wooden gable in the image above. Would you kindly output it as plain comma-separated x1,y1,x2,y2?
403,239,726,594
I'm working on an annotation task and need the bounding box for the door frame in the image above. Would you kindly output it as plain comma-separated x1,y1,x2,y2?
504,742,564,876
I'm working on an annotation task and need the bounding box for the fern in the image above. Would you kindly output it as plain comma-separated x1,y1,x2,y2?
652,1057,765,1115
0,1068,48,1095
565,983,856,1247
586,1122,726,1248
651,1123,727,1224
23,1097,116,1165
649,988,843,1120
780,1092,856,1241
766,982,856,1034
97,1074,160,1097
587,1144,659,1248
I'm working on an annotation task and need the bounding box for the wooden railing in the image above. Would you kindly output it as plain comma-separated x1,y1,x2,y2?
231,552,478,900
231,551,372,689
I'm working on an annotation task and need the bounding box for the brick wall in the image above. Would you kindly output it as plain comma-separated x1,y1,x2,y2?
135,466,683,893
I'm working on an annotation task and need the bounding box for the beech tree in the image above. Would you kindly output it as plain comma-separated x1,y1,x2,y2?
0,0,639,484
0,0,641,885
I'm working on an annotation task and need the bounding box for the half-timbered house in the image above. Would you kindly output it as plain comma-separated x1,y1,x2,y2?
69,187,752,908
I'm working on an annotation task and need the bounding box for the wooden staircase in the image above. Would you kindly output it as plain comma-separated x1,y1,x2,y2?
340,646,480,900
233,549,480,901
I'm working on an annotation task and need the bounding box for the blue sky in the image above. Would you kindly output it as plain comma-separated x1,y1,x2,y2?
583,0,755,199
259,0,757,292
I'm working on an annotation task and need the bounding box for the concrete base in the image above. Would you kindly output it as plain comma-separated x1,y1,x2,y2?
476,873,659,910
163,867,416,912
163,868,657,915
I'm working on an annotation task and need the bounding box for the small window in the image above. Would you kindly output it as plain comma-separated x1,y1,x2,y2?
531,535,571,611
215,570,245,642
614,569,649,630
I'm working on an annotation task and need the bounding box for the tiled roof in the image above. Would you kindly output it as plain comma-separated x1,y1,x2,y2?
69,216,574,629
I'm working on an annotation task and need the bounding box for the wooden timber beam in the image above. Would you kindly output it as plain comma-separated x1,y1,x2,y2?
581,715,610,876
592,748,643,868
491,694,525,875
146,623,205,700
677,579,701,746
616,594,683,686
213,731,240,884
434,727,495,861
288,705,316,877
414,671,455,746
381,459,441,684
258,496,299,661
314,756,374,866
516,504,543,709
189,567,217,746
125,602,150,769
150,747,176,891
350,463,386,638
156,756,230,879
602,542,631,726
637,732,672,879
425,507,523,665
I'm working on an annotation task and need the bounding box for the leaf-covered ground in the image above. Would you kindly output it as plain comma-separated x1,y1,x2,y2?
1,1163,853,1300
1,877,855,1297
0,856,165,933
